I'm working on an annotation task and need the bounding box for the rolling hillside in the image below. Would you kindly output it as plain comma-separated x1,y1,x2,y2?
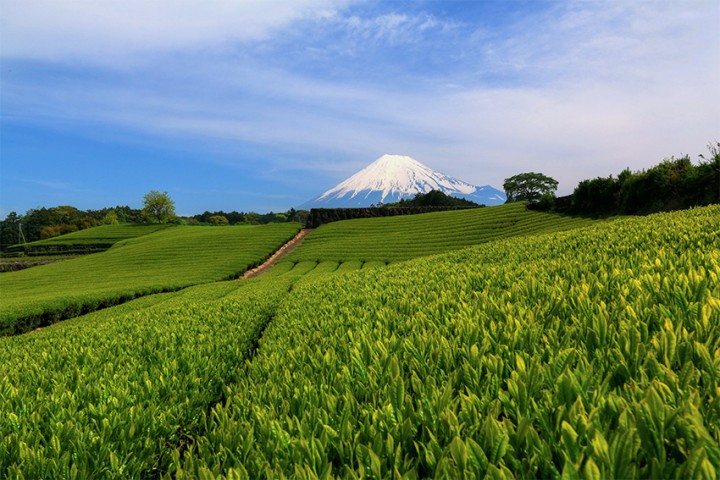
0,223,300,335
18,223,171,247
281,202,596,266
1,205,718,477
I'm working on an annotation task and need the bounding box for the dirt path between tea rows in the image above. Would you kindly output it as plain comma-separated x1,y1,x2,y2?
241,229,313,279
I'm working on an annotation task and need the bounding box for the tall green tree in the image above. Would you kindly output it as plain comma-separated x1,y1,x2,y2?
0,212,23,248
142,190,176,224
503,172,559,203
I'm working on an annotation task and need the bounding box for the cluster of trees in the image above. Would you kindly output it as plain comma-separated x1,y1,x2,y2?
0,206,142,248
387,190,481,207
0,191,175,250
505,143,719,216
0,190,304,251
565,148,719,215
191,208,303,225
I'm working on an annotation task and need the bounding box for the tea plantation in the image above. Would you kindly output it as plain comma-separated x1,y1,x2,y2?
0,223,300,335
1,205,718,478
282,202,596,264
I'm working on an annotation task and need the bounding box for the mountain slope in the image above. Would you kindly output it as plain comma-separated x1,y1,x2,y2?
301,154,506,208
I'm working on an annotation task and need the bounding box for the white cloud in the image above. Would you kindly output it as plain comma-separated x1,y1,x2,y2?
2,0,718,199
0,0,352,63
341,12,453,45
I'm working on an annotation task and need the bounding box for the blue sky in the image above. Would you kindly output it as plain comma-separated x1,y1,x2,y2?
1,0,718,216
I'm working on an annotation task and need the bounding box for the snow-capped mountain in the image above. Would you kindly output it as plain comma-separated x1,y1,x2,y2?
300,154,506,209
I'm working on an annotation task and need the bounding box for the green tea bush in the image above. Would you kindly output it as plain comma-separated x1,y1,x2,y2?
172,205,719,478
0,279,290,478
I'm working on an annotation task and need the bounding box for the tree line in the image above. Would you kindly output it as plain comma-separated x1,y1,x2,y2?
190,209,303,225
505,142,719,216
0,191,303,251
562,144,719,215
386,190,481,207
0,206,139,249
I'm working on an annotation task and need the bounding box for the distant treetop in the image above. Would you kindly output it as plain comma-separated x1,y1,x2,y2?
503,172,558,203
142,190,176,224
388,190,481,207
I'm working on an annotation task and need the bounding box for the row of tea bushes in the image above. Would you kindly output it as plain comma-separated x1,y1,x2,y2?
0,223,300,335
0,276,294,478
171,205,719,478
286,202,597,264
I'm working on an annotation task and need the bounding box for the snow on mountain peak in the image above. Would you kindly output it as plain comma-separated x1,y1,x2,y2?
317,154,477,203
299,154,507,208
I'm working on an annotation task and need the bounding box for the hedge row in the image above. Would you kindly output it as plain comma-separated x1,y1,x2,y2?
306,206,480,228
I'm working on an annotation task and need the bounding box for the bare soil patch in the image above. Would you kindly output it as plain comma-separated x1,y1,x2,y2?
241,229,312,279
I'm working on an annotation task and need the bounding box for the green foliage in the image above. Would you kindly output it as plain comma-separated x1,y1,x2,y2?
173,205,720,478
536,191,557,211
208,215,229,225
193,210,295,225
503,172,559,203
0,223,300,335
0,278,291,478
0,206,143,249
39,223,78,239
142,190,176,224
568,143,720,216
101,209,119,225
0,212,23,248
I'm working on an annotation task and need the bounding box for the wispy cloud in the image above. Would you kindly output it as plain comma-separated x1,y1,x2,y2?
340,12,457,45
0,0,354,63
1,0,718,212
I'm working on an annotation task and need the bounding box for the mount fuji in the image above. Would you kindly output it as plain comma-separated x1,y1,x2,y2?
300,154,506,209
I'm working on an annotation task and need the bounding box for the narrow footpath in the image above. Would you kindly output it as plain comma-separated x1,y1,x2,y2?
241,229,312,279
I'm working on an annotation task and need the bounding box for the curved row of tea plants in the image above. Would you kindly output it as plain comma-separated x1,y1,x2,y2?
170,205,720,478
0,223,300,335
262,259,388,281
0,275,296,478
283,202,596,264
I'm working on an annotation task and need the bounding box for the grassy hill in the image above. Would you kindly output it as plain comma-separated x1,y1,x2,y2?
6,223,171,255
1,224,175,271
276,202,596,273
0,223,300,335
21,223,171,246
1,205,718,477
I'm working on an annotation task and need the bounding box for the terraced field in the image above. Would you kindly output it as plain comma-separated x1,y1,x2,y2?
282,202,596,264
177,205,720,478
0,223,300,335
1,205,718,478
1,224,175,270
16,223,171,248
